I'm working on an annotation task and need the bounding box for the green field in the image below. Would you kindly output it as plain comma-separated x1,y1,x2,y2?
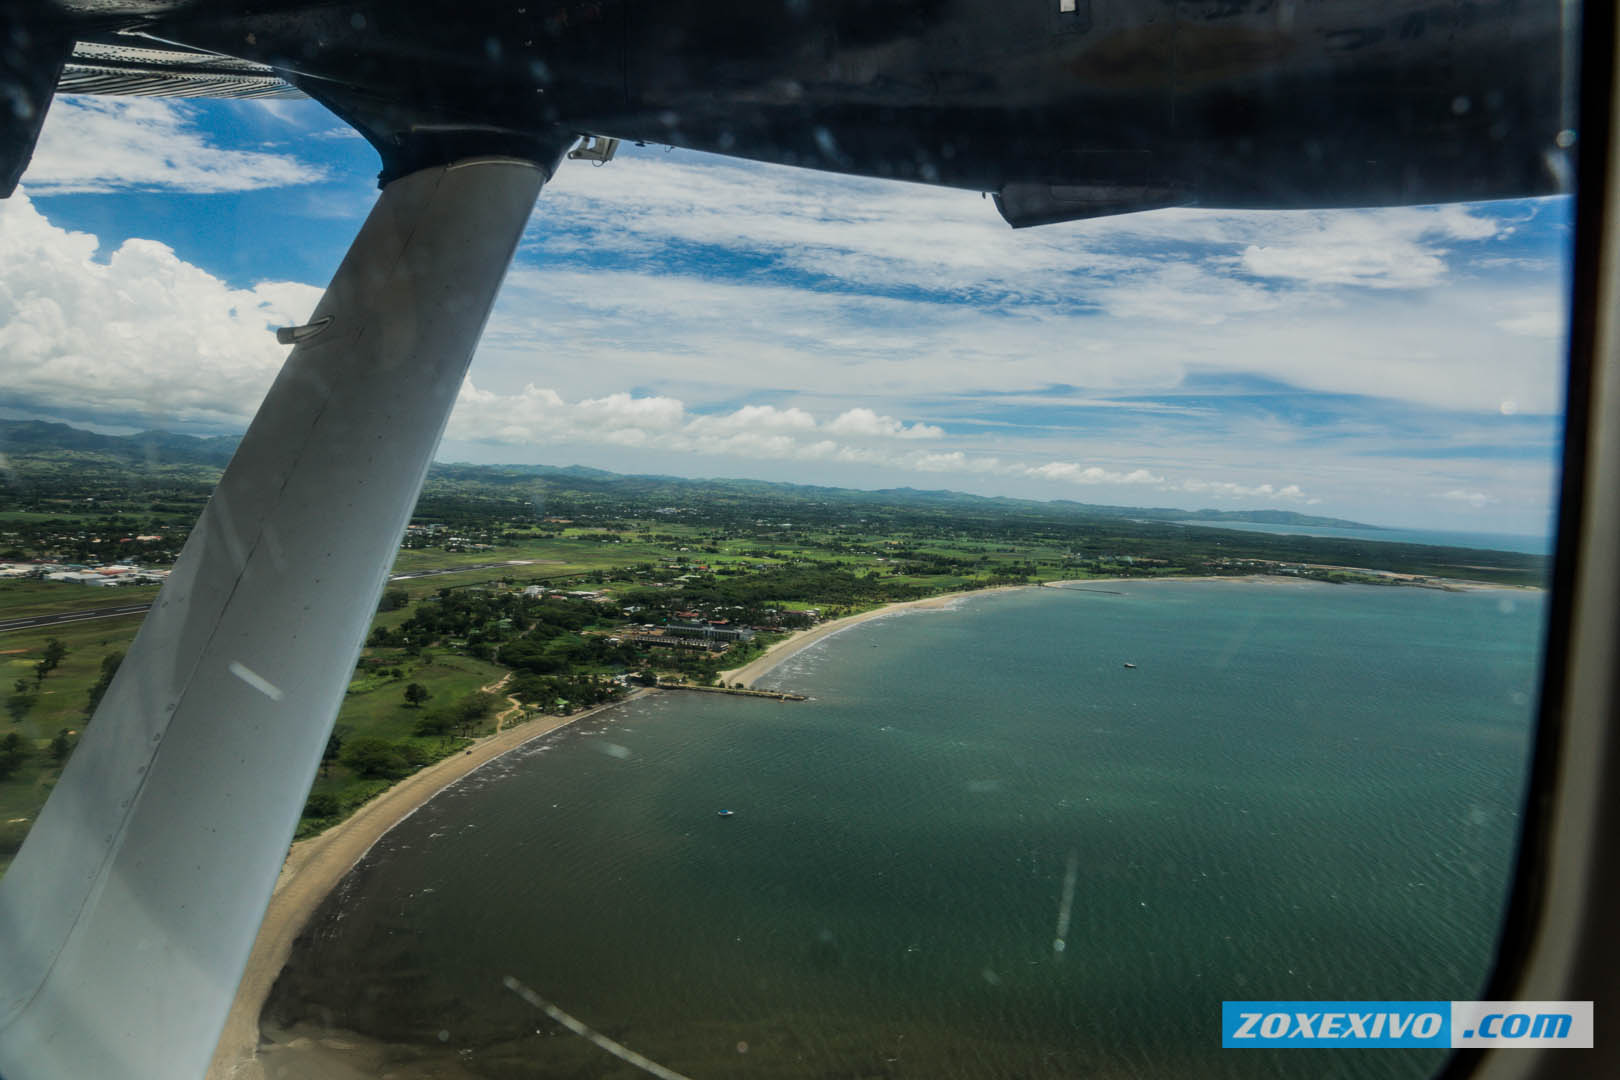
0,579,161,619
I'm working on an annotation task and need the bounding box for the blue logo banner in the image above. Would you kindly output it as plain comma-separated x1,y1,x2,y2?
1223,1001,1592,1049
1222,1001,1449,1048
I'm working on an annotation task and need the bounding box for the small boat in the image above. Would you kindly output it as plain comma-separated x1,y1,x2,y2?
717,809,736,817
1123,662,1137,669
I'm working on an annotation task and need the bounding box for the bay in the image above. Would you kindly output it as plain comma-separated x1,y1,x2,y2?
269,581,1543,1079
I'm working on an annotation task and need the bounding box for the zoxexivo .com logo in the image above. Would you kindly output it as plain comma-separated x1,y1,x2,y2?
1222,1001,1593,1049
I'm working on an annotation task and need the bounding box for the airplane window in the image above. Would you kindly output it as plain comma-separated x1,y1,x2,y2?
0,3,1581,1079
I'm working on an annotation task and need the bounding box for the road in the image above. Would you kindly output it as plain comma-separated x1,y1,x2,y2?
1,561,563,634
385,560,532,581
0,603,156,634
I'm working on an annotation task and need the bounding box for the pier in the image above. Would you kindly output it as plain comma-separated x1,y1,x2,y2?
656,682,807,702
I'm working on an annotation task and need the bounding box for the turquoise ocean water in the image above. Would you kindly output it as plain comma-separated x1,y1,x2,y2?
270,582,1543,1079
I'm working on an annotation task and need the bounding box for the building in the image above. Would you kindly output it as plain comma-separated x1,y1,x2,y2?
622,631,727,653
46,571,119,586
666,622,755,644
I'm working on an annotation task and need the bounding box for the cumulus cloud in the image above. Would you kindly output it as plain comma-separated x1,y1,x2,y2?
0,191,1313,509
686,404,818,436
1025,462,1165,486
1173,479,1308,499
1,112,1564,529
24,96,325,194
1236,205,1500,289
825,407,944,440
448,380,942,454
0,191,316,428
444,379,1313,500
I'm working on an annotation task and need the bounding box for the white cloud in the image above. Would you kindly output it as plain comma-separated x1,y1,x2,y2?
530,152,1513,304
444,379,1312,500
473,151,1570,417
825,407,943,440
0,129,1566,531
1171,480,1308,500
0,190,316,428
686,404,818,436
23,96,325,194
1025,462,1165,486
1236,205,1500,289
448,381,943,456
1442,489,1499,508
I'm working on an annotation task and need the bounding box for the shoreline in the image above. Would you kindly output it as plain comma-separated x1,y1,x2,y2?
1043,572,1542,594
206,688,651,1080
717,584,1028,689
716,571,1537,692
211,570,1538,1077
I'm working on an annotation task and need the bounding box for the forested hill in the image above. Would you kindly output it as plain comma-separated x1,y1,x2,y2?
1,418,1375,531
0,419,237,469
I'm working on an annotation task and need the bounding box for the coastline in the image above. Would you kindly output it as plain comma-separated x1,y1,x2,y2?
717,584,1029,689
206,688,651,1080
1045,572,1543,593
211,570,1538,1077
715,571,1535,692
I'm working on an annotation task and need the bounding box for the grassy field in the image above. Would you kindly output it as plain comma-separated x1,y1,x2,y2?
0,582,520,871
0,608,144,875
2,614,140,739
0,579,161,619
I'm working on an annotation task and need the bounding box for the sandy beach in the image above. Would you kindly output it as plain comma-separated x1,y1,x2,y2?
717,584,1031,688
714,575,1362,691
206,689,650,1080
1046,572,1540,593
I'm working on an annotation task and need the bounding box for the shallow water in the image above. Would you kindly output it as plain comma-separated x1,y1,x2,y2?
269,582,1543,1079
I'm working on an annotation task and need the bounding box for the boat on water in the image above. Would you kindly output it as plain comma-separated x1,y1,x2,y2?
1123,662,1137,669
717,809,736,817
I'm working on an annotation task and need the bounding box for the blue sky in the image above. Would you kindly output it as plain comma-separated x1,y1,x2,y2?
0,95,1573,534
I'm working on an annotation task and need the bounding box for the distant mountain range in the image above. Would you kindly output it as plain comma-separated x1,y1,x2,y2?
0,418,1381,530
0,419,239,469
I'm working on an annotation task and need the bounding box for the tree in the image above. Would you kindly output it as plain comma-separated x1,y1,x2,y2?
85,651,123,716
320,729,345,777
403,682,431,708
34,638,67,688
377,588,410,613
49,729,73,764
415,691,497,737
456,691,499,736
340,737,411,779
302,791,340,818
4,691,30,725
0,732,29,780
414,708,457,737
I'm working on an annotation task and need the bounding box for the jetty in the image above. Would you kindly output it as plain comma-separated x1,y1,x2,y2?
656,682,807,702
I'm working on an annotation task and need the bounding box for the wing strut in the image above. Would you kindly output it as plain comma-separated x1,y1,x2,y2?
0,150,564,1080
